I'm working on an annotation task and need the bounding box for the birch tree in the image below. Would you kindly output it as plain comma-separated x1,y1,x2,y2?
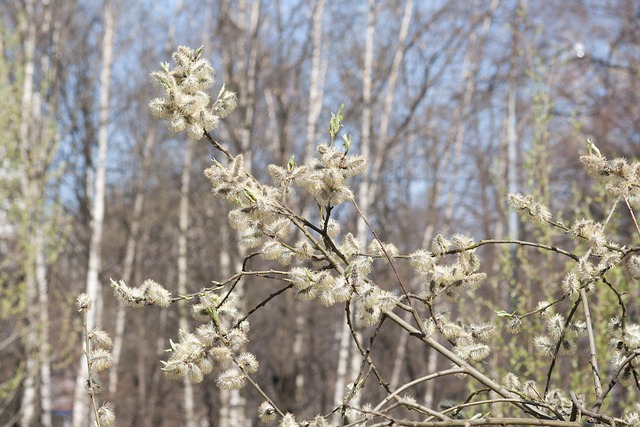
296,0,327,404
3,1,638,425
177,140,197,427
216,1,261,425
17,1,39,423
106,0,177,393
72,0,115,425
332,1,376,422
13,0,63,424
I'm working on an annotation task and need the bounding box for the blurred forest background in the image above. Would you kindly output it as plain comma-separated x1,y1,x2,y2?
2,0,640,426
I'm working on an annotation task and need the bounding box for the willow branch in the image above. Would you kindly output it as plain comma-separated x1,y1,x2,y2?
580,287,603,397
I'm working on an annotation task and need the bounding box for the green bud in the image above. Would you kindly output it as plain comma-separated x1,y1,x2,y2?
194,46,203,60
243,188,256,203
586,138,602,158
328,103,346,145
342,134,352,153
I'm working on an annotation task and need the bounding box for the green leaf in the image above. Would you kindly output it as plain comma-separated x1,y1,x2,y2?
495,309,515,319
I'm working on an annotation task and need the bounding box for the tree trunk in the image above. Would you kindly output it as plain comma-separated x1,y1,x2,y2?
178,140,197,427
353,0,375,243
17,0,38,424
218,1,260,425
293,0,327,407
36,231,53,427
366,0,413,209
303,0,328,162
35,6,56,426
333,1,376,424
72,0,114,424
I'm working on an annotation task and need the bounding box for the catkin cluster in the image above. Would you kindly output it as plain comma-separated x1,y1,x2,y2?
532,304,585,358
608,318,640,383
149,46,237,140
162,292,257,388
76,293,116,427
580,153,640,201
409,234,486,303
294,144,367,206
110,278,171,308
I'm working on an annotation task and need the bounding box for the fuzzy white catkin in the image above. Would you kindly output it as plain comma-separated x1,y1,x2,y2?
217,368,246,390
628,255,640,279
258,402,277,423
278,413,299,427
97,403,115,427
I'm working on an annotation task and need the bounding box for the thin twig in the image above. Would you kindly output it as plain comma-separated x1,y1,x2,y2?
445,239,580,261
352,200,428,339
81,315,102,426
374,368,466,411
351,200,412,304
624,197,640,237
570,392,624,426
543,296,582,396
384,310,556,420
579,287,603,397
439,398,567,422
231,354,285,418
592,348,640,412
357,416,580,426
203,130,233,160
233,284,294,328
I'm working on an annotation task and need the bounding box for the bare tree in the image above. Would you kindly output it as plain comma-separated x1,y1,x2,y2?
17,0,40,424
6,1,640,426
72,0,115,425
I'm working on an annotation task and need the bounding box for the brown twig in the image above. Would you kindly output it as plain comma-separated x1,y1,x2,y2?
543,296,582,396
233,283,294,328
592,348,640,412
374,368,466,412
579,287,603,398
624,197,640,237
570,392,624,426
445,239,580,261
203,130,233,160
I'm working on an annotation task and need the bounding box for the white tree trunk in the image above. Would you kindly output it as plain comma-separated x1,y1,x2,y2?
366,0,413,204
354,0,375,242
36,230,53,427
219,2,260,425
332,319,352,425
352,0,378,410
293,0,327,404
178,141,196,427
218,225,232,427
18,0,38,424
507,57,518,241
72,0,114,424
36,7,55,426
17,2,60,424
303,0,328,162
365,1,414,393
333,2,376,424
